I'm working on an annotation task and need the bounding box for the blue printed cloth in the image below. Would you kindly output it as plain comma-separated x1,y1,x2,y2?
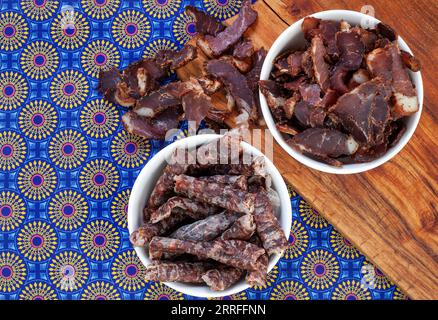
0,0,406,300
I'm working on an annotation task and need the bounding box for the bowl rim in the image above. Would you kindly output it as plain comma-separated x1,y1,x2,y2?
259,9,424,174
127,134,292,298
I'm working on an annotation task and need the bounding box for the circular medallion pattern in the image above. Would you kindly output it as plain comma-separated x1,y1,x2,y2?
111,250,147,292
300,249,340,290
17,160,57,201
79,219,120,261
0,131,27,171
110,188,130,228
19,281,58,300
144,282,184,300
0,191,26,232
111,130,150,168
143,0,181,19
332,280,371,300
17,220,58,262
20,41,59,80
0,251,27,293
81,40,120,78
0,12,29,51
80,98,119,139
0,71,29,111
270,280,310,300
48,129,89,170
81,281,121,300
111,10,151,49
79,159,120,200
81,0,120,20
51,10,90,50
48,190,89,231
203,0,243,20
50,70,89,109
18,100,58,140
48,251,89,292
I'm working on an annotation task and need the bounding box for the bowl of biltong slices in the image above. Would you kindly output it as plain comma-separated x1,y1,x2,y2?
128,129,291,297
259,10,423,174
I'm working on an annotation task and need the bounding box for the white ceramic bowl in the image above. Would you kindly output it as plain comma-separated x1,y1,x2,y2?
260,10,423,174
128,134,292,298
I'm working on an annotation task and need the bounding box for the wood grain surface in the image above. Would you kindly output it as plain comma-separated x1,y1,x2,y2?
178,0,438,299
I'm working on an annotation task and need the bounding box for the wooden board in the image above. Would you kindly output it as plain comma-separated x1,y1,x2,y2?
177,0,438,299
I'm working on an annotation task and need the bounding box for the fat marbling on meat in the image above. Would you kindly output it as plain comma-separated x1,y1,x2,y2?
329,78,392,146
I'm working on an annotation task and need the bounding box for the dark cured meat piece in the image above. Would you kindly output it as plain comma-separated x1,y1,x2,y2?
277,123,300,136
287,51,304,77
301,48,315,79
233,38,254,60
196,127,243,166
246,235,268,287
185,6,225,36
289,128,359,159
145,261,211,283
129,212,188,246
330,31,365,94
246,254,268,287
122,59,164,99
253,192,288,256
170,212,241,242
366,44,419,117
352,27,378,53
155,44,197,70
349,143,388,163
202,267,244,291
283,93,300,119
205,0,257,57
187,163,253,177
247,48,267,124
294,101,326,128
329,78,391,146
365,46,393,81
348,69,371,90
206,108,230,125
320,89,339,109
197,77,222,95
319,20,341,59
181,85,213,125
206,59,257,123
283,76,306,92
246,48,267,92
122,106,183,140
376,22,398,41
220,214,255,241
198,175,247,191
273,52,290,75
387,121,406,147
98,44,197,108
258,80,286,122
299,83,322,106
145,148,196,217
174,175,256,214
149,237,265,271
134,78,215,125
400,50,421,72
301,16,321,40
311,37,331,92
149,196,220,224
219,55,252,73
97,67,122,103
134,85,181,118
336,31,365,70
